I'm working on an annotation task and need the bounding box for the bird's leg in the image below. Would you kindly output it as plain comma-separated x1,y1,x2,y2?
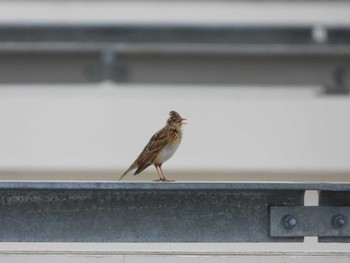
159,164,174,182
158,164,166,181
154,165,163,182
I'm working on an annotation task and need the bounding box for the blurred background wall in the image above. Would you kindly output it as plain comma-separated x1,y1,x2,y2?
0,1,349,181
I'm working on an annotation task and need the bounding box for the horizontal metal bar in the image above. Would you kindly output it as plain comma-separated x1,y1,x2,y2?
0,183,305,242
1,182,350,242
1,43,350,56
270,206,350,237
1,182,350,191
0,24,348,46
0,51,348,93
0,25,348,93
0,25,314,45
328,27,350,44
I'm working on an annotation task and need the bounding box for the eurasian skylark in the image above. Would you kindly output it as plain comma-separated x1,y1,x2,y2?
119,111,186,182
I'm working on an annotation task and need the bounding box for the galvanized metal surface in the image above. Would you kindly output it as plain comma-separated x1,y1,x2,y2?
0,25,347,46
270,206,350,237
319,190,350,242
0,182,306,242
0,182,349,242
1,182,350,191
0,25,314,44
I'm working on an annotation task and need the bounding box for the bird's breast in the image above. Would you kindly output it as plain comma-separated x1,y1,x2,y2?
155,141,180,164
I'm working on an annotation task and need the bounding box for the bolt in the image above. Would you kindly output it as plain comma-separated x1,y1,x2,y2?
332,214,346,228
283,215,297,229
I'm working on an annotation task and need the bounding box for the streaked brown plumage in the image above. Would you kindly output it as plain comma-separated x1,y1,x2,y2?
119,111,186,182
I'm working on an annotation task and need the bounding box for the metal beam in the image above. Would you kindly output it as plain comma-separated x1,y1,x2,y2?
0,25,314,44
0,25,349,93
1,182,350,242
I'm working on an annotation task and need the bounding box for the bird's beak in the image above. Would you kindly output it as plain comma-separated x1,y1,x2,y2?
180,118,187,124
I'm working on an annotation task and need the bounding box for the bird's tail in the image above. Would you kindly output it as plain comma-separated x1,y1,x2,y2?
119,163,137,181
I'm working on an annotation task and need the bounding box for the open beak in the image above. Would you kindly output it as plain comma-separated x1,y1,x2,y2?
180,118,187,125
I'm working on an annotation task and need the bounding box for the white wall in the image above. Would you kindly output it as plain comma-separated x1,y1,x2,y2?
0,0,349,173
0,84,349,172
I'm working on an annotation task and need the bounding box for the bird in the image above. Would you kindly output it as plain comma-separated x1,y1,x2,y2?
119,111,186,182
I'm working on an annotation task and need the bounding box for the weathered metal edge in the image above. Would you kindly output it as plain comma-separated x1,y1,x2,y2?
0,182,349,191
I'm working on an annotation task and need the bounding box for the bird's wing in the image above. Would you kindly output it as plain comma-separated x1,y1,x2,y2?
133,127,173,174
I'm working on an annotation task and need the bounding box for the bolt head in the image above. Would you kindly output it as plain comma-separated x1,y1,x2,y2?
332,215,346,228
283,215,297,229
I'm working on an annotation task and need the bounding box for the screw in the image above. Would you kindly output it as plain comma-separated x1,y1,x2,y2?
283,215,297,229
332,214,346,228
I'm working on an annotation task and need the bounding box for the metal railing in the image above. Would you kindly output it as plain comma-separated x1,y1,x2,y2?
0,24,349,93
0,182,349,242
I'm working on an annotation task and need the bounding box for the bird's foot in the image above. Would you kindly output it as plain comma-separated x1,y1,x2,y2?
161,178,174,182
153,178,175,182
162,179,175,183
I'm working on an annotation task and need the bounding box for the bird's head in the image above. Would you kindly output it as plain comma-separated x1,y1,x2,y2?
167,111,186,129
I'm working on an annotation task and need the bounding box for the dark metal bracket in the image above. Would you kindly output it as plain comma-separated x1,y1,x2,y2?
270,206,350,237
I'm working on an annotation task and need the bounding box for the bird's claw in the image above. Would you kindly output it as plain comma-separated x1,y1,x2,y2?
154,178,174,182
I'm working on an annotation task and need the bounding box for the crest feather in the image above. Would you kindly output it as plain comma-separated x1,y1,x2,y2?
169,111,182,119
